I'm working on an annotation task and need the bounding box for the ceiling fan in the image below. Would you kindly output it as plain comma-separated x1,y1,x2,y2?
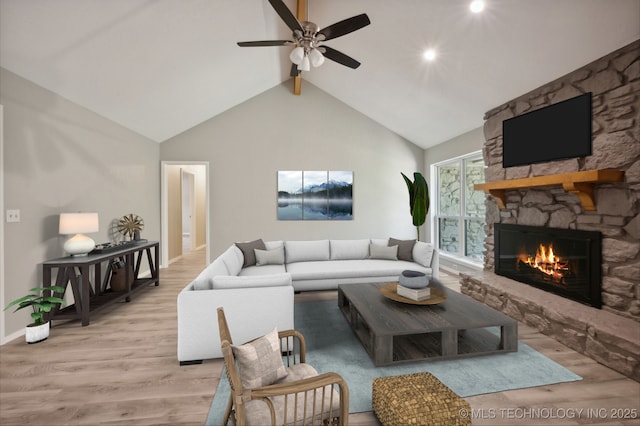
237,0,370,93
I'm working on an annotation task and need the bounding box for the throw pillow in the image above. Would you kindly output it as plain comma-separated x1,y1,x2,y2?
254,246,285,266
232,328,288,389
388,238,417,261
412,241,435,267
235,239,267,268
370,243,398,260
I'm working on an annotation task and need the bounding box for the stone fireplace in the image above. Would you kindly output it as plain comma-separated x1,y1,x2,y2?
494,224,602,308
459,39,639,381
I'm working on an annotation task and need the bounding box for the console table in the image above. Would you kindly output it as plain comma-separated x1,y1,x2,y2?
43,241,159,326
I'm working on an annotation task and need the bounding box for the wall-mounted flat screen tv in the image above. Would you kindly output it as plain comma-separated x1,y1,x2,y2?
502,92,592,168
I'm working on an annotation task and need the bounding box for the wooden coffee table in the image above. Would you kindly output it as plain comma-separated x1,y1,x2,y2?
338,281,517,366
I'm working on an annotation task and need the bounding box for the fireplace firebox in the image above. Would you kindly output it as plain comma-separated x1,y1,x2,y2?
494,224,602,308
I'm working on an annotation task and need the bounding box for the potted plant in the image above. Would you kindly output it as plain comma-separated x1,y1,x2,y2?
4,286,65,343
401,172,430,240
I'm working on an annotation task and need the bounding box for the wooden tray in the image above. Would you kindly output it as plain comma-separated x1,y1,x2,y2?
380,282,447,305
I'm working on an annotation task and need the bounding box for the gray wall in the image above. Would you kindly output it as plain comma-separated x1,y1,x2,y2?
160,82,426,259
1,68,160,340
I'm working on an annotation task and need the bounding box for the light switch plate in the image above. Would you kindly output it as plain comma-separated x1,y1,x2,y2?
6,209,20,222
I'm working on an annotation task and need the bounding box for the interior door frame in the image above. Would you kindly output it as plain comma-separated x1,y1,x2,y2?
161,161,210,268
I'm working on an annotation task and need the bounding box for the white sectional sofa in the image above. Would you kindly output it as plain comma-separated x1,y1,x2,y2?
177,238,438,364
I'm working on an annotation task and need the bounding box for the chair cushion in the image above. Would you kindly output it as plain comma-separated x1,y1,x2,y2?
232,328,288,389
388,238,417,261
370,243,398,260
255,246,285,266
235,239,267,268
245,363,342,426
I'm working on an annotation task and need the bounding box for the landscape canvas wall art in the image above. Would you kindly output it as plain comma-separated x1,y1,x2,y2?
278,171,353,220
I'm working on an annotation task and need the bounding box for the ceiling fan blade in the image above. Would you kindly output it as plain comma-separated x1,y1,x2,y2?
268,0,303,32
237,40,291,47
318,14,370,41
320,46,361,69
290,63,300,77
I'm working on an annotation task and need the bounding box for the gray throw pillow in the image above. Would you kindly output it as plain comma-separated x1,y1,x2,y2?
235,239,266,268
232,327,288,389
254,247,285,266
370,243,398,260
388,238,416,261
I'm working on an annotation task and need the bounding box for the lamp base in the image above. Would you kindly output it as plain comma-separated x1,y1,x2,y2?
64,234,96,256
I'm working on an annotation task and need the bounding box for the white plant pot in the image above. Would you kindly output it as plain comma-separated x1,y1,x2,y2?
25,322,50,344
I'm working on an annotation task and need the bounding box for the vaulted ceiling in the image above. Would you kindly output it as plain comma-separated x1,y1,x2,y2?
1,0,638,148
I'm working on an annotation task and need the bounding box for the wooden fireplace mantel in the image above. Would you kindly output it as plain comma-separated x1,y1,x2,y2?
474,169,625,211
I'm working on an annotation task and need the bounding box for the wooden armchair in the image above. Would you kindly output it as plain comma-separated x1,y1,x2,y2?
217,307,349,425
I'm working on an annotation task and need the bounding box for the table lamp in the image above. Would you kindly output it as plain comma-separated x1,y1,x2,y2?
59,212,99,256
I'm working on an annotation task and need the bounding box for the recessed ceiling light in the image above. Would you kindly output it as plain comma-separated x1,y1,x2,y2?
470,0,485,13
423,48,437,62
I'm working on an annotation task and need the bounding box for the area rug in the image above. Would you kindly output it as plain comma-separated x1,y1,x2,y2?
206,300,581,424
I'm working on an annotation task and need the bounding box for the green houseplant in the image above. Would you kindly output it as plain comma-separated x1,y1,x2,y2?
401,172,430,240
4,286,65,343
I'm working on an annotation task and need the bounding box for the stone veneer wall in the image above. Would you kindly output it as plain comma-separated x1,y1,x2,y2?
480,39,640,321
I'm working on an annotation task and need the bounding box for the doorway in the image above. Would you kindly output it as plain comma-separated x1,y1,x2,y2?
161,162,210,268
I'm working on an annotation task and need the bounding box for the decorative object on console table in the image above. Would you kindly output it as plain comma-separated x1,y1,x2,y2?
401,172,429,240
4,285,66,343
59,212,99,256
117,213,144,240
109,259,133,292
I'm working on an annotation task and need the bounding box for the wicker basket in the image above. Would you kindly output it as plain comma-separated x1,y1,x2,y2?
372,372,471,426
110,263,133,292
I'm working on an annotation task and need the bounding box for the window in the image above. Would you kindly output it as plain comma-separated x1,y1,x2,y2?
434,153,486,262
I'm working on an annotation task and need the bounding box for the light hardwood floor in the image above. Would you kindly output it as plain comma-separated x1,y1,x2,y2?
1,247,638,425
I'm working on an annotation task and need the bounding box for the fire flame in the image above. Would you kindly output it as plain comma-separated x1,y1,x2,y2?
518,243,569,283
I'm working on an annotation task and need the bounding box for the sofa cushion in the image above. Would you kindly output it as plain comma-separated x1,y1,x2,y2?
330,239,370,260
388,238,417,261
285,240,330,263
240,264,287,276
235,239,267,267
255,246,285,266
413,241,435,268
220,245,244,276
286,259,429,280
370,243,398,260
212,273,291,290
193,257,228,290
232,327,288,389
265,240,284,250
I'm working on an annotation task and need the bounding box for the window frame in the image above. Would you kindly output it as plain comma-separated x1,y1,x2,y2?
431,151,486,265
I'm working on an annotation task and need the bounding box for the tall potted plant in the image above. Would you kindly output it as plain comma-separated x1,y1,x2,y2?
4,286,65,343
401,172,430,240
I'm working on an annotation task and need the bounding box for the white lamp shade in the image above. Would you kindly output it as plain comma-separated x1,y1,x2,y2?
298,55,311,71
309,48,325,67
289,46,304,65
59,213,99,235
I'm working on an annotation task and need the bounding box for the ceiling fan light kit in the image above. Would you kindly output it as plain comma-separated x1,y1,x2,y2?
238,0,370,77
